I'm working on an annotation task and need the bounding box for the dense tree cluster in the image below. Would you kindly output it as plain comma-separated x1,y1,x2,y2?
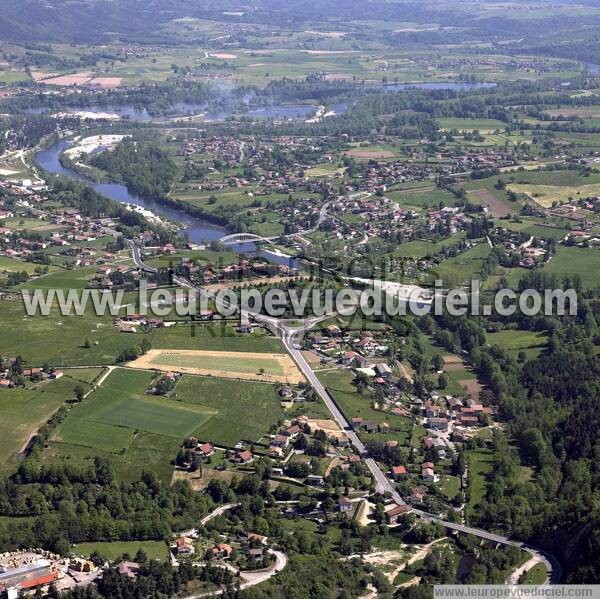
89,139,178,202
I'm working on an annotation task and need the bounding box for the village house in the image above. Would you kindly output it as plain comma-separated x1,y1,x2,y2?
410,487,427,504
385,504,412,525
421,462,438,483
234,450,254,465
209,543,233,560
196,442,215,458
271,434,290,448
172,536,195,556
390,465,408,481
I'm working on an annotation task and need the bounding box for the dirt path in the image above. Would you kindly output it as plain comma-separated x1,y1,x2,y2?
506,554,548,585
370,538,447,585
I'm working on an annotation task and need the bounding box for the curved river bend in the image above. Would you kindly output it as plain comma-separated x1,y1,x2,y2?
34,140,297,267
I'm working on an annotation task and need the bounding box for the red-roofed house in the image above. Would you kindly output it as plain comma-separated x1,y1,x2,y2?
390,465,408,480
197,443,214,458
234,450,254,464
209,543,233,560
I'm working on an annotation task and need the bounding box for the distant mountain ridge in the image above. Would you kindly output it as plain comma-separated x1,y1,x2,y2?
0,0,449,42
0,0,597,44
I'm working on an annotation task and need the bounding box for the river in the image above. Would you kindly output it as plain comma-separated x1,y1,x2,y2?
586,63,600,75
377,81,496,92
25,82,495,122
34,140,299,267
31,80,499,265
28,102,324,122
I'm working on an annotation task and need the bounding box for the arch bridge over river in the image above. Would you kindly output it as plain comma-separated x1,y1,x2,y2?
218,232,278,246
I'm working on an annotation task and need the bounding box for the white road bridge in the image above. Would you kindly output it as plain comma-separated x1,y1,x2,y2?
217,232,278,246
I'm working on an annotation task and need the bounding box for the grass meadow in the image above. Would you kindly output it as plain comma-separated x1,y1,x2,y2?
43,368,283,481
73,540,168,561
0,371,96,473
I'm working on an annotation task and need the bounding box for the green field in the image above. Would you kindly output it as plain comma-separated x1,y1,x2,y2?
90,395,215,437
0,373,95,473
73,540,169,562
487,330,548,359
519,563,549,585
49,369,204,481
438,117,507,132
439,475,461,501
174,376,284,445
388,188,456,210
0,70,30,83
55,369,216,448
466,448,494,519
542,246,600,288
392,232,467,258
435,243,492,286
0,256,58,274
45,368,284,480
0,297,283,367
317,369,412,444
508,182,600,207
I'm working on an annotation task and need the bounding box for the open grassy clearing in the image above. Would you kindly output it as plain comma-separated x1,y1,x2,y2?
172,375,284,446
2,217,64,232
0,70,30,83
317,369,413,442
392,232,467,258
44,431,180,484
439,475,461,501
54,369,217,448
0,374,94,473
388,188,456,210
45,369,284,480
149,350,285,375
487,330,548,359
542,246,600,288
0,299,284,366
72,540,169,562
542,107,600,118
466,447,494,520
48,369,207,481
508,182,600,207
304,163,346,177
90,395,215,438
519,563,549,584
434,243,492,286
53,370,158,451
500,219,569,242
437,117,507,132
0,256,59,275
345,145,397,160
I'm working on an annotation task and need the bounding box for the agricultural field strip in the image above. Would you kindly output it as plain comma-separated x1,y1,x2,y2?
127,348,305,384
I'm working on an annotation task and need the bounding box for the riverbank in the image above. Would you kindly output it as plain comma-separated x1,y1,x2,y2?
32,135,300,268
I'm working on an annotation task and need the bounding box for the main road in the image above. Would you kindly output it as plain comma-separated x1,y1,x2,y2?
127,240,560,584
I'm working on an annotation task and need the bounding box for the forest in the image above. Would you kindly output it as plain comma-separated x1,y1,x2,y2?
415,271,600,583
